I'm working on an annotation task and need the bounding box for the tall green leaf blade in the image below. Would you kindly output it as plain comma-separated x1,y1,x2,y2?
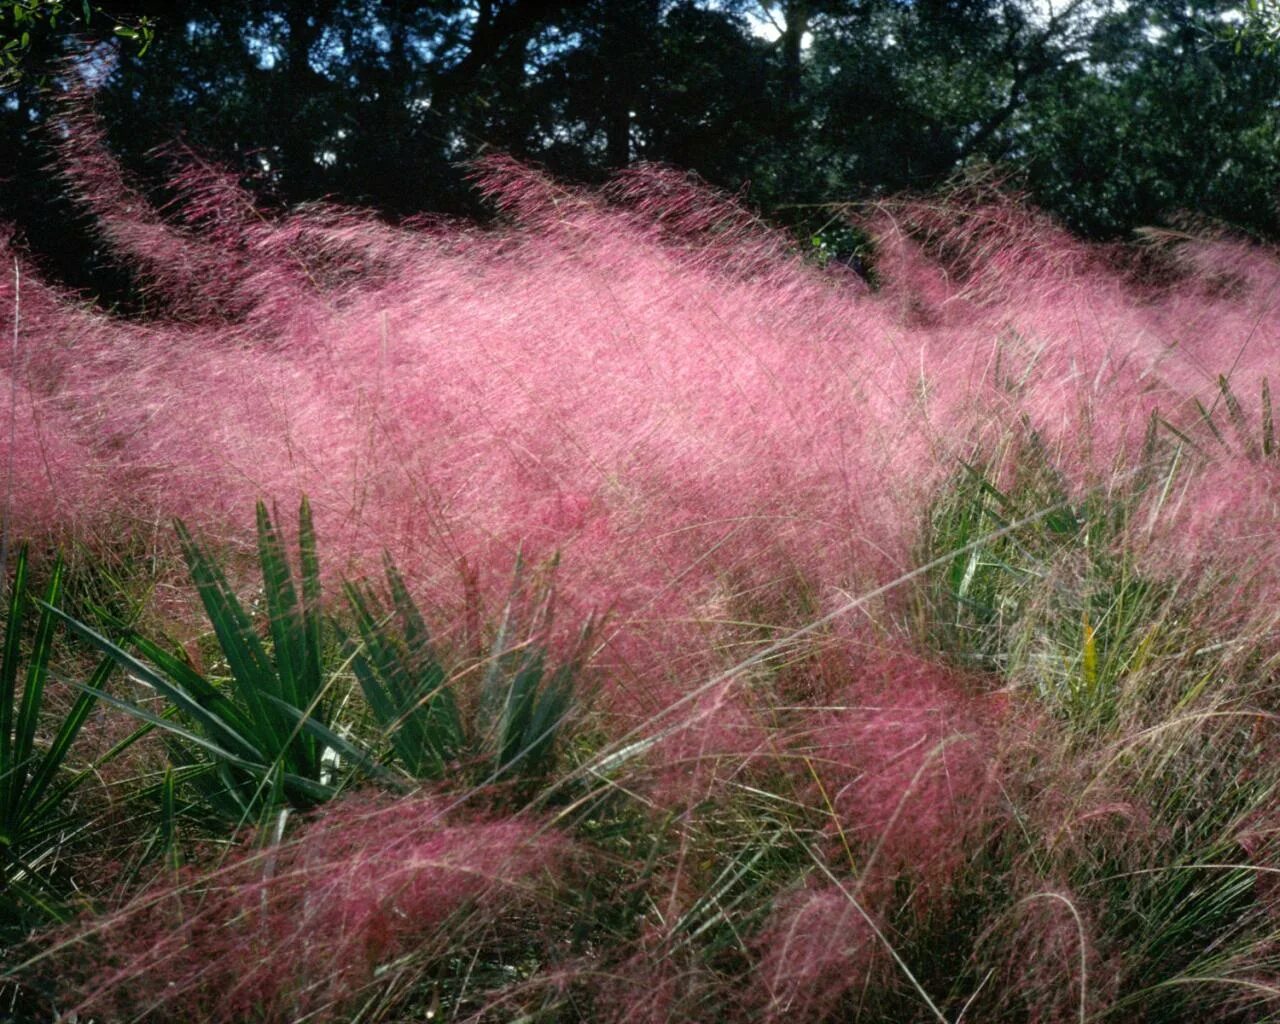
521,664,574,776
254,502,317,776
2,863,70,924
126,632,250,735
73,682,265,772
0,545,29,793
348,652,402,736
158,765,181,870
27,716,158,832
175,519,281,750
44,604,264,764
256,501,303,710
498,652,545,773
386,556,433,667
297,497,324,712
479,586,517,748
12,556,64,801
389,564,462,759
16,655,113,822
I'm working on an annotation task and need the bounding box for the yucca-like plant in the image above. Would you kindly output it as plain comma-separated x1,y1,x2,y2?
0,545,114,926
343,559,462,781
50,499,376,823
344,555,595,790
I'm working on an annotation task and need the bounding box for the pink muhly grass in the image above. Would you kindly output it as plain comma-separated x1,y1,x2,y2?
973,886,1113,1024
637,674,778,810
51,98,257,323
1141,457,1280,575
584,923,743,1024
798,653,1010,893
47,791,569,1023
749,882,884,1022
870,179,1280,481
5,109,1280,721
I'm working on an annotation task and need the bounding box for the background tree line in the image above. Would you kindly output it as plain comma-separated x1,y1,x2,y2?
2,0,1279,298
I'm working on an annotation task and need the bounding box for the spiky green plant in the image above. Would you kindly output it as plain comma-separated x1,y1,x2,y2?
342,557,463,781
0,545,114,926
50,499,377,823
344,555,595,790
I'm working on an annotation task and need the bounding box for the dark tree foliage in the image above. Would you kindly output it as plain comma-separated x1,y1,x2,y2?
2,0,1277,301
1018,0,1280,237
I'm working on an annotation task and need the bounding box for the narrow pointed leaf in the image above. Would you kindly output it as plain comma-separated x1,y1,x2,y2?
175,519,279,735
17,655,113,821
43,604,263,763
256,501,303,711
13,558,64,799
126,632,249,734
1,545,29,786
297,497,325,710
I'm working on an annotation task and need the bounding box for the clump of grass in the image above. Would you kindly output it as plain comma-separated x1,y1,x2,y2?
915,423,1180,726
42,792,572,1024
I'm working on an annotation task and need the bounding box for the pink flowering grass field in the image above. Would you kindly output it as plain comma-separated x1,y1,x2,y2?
2,116,1280,1022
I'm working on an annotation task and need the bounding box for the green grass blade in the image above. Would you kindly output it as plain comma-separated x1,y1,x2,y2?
254,502,322,777
43,603,263,763
0,544,29,790
23,714,154,830
479,584,517,746
73,681,266,773
159,765,181,870
11,556,64,802
175,519,282,749
256,501,304,712
2,862,70,924
16,654,113,823
959,459,1015,513
350,649,440,776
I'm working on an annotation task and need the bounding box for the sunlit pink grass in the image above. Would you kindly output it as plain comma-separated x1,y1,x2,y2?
4,109,1280,715
750,883,883,1022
